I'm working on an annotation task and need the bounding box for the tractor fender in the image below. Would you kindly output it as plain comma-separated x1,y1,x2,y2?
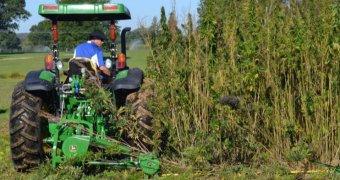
111,68,144,91
24,70,56,92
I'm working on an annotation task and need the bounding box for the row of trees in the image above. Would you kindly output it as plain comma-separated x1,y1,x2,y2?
0,0,146,53
26,19,145,52
0,0,30,52
0,31,21,52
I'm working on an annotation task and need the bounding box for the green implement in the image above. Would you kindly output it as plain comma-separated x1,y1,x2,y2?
312,161,340,174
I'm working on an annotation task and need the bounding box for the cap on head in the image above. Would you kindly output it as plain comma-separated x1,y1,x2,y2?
89,30,107,41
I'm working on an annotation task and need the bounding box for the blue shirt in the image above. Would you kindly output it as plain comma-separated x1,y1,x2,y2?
73,41,104,67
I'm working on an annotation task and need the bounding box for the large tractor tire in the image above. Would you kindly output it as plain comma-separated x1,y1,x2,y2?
125,78,155,151
9,82,44,171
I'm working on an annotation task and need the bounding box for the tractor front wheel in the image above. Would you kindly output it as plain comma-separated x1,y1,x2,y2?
9,82,44,171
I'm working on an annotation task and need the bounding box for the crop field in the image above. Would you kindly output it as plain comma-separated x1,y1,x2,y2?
1,0,340,179
0,50,150,179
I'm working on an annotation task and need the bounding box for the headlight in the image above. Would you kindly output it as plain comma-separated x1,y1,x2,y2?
56,61,63,70
105,58,113,69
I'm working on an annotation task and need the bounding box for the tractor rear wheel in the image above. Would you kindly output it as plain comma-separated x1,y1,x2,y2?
125,78,155,151
9,82,44,171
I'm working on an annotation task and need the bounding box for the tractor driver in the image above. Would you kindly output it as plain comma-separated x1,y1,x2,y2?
73,30,111,76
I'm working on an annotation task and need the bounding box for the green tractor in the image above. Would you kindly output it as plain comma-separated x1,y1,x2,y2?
9,3,159,176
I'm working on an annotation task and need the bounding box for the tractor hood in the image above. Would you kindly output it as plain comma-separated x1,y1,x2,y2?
38,3,131,21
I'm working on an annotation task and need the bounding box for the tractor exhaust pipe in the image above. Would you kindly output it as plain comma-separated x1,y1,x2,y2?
121,27,131,56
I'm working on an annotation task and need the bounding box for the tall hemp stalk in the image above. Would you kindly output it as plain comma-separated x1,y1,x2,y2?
144,0,339,168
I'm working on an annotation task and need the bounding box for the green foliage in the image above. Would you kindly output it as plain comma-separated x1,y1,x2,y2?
0,31,21,52
58,21,109,51
287,141,312,163
83,77,116,116
0,0,30,31
28,162,84,180
27,20,52,47
144,0,340,172
125,28,144,45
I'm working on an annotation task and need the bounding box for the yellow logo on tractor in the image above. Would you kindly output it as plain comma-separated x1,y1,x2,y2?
70,145,78,152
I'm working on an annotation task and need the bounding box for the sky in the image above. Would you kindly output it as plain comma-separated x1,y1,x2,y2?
17,0,200,33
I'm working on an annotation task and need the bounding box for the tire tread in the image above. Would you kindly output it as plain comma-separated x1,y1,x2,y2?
9,82,44,171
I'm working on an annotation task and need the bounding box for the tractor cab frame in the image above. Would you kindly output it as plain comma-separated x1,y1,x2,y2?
39,3,131,84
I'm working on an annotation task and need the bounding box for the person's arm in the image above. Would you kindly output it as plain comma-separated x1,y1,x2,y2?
97,50,111,76
99,66,111,76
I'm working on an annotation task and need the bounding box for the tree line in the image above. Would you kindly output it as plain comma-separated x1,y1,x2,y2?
0,0,147,53
0,0,29,53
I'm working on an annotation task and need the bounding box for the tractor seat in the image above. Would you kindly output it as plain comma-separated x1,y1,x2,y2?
68,58,97,78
